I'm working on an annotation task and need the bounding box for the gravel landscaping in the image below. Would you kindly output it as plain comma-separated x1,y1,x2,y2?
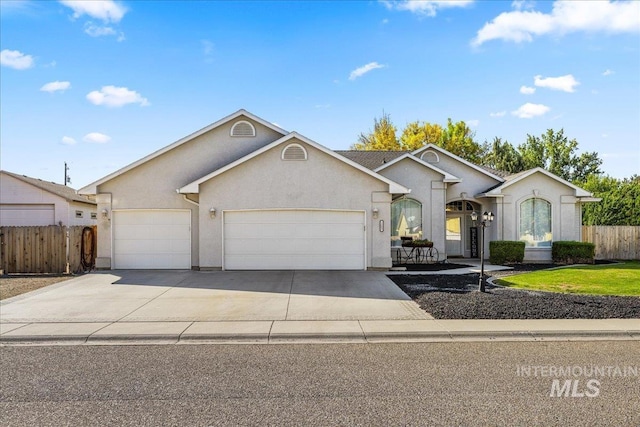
0,276,71,300
389,264,640,319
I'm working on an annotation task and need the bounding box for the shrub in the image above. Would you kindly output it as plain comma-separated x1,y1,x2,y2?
552,241,595,264
489,241,525,265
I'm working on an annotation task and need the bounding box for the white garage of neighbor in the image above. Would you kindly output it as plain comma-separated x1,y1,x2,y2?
112,210,191,269
223,209,366,270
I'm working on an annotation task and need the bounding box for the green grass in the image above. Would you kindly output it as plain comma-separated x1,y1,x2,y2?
495,261,640,296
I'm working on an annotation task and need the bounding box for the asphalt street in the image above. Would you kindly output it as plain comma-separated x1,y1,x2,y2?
1,341,638,426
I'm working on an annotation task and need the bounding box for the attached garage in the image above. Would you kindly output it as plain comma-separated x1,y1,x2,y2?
113,210,191,269
223,209,365,270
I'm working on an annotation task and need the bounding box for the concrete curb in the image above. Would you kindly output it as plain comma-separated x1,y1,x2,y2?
1,319,638,346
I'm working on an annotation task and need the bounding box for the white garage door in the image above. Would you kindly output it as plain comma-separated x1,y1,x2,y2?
113,210,191,269
224,210,365,270
0,204,54,226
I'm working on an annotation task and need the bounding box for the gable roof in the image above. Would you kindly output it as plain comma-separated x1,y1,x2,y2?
412,144,505,182
179,133,410,195
336,151,408,170
478,167,593,198
79,109,288,195
1,170,96,205
372,153,461,183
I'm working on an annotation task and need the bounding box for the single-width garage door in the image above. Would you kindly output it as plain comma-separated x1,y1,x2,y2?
223,210,365,270
113,210,191,269
0,204,54,226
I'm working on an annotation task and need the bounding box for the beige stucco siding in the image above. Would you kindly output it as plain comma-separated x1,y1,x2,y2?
197,139,391,269
498,172,580,262
94,117,284,268
377,159,447,256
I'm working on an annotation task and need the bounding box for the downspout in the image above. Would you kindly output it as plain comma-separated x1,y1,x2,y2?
178,191,199,207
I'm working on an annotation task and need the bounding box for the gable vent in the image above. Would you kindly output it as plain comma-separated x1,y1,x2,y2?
230,120,256,137
282,143,307,161
421,150,439,163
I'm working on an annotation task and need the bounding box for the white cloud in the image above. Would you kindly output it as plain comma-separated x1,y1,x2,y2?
0,49,34,70
59,0,127,23
511,102,550,118
83,22,125,40
383,0,474,17
520,85,536,94
602,69,614,76
534,74,579,92
40,81,71,93
472,0,640,46
349,62,386,81
467,119,480,127
61,136,77,145
86,85,150,107
83,132,111,144
201,39,214,63
490,111,506,118
511,0,535,11
382,18,389,24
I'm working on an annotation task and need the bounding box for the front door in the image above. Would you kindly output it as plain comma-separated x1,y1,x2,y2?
446,215,463,256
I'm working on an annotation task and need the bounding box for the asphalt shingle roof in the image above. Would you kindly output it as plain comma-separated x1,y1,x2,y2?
1,170,96,205
335,150,408,170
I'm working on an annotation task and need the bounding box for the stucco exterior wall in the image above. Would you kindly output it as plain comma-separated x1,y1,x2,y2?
95,117,285,267
497,172,580,262
376,159,447,257
197,139,391,269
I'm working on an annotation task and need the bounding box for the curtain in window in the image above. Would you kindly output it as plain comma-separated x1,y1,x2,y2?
519,198,552,247
391,199,422,246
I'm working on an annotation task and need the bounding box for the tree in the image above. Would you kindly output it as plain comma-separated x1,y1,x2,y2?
518,129,602,182
436,119,487,164
581,175,640,226
482,137,525,175
399,121,443,151
351,112,401,150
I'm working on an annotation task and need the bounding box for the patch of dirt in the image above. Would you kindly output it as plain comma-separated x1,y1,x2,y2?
0,276,71,300
389,265,640,319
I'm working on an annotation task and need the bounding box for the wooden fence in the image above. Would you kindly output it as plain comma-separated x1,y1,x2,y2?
0,226,97,274
582,226,640,260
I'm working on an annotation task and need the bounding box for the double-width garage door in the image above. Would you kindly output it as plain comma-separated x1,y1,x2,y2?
223,210,366,270
113,210,191,269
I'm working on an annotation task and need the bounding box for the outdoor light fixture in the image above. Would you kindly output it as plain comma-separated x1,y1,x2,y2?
372,208,379,219
209,208,217,218
101,208,109,219
471,210,494,292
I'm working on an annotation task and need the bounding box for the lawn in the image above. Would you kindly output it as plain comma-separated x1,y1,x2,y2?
495,261,640,296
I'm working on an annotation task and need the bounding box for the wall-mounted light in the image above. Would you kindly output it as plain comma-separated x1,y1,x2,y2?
209,208,217,218
372,208,379,219
101,208,109,219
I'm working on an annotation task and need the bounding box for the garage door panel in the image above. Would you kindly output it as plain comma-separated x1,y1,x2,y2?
224,210,365,270
113,210,190,269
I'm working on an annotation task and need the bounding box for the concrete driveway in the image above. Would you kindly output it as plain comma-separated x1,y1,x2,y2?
0,270,429,323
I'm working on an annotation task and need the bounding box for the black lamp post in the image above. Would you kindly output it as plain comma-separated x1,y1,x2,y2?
471,210,494,292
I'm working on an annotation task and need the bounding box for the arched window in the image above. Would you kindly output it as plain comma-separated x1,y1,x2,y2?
519,198,552,247
230,120,256,137
391,198,422,246
281,143,307,161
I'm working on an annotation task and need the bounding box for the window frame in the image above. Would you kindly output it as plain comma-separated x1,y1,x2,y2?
519,197,553,248
230,120,256,137
390,198,423,246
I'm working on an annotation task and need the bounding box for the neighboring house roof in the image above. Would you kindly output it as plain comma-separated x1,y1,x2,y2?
372,153,462,183
477,167,595,198
336,151,408,170
412,144,505,182
179,133,411,195
79,109,288,195
1,170,96,205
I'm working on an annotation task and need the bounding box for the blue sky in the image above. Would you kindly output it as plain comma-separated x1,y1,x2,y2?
1,0,639,188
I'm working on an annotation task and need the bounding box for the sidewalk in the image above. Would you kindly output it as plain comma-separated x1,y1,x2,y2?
2,318,638,345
